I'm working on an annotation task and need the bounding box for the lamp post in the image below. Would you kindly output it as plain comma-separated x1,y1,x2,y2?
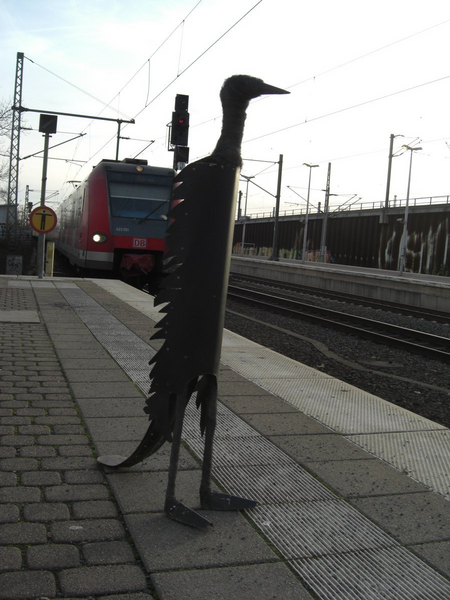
242,175,254,218
399,145,422,275
319,163,333,263
269,154,284,261
240,175,254,255
302,163,319,262
37,114,58,279
384,134,403,210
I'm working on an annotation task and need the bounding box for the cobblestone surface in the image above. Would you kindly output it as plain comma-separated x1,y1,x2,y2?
2,276,449,600
0,283,152,600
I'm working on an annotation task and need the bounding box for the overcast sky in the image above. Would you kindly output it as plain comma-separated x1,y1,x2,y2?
1,0,449,215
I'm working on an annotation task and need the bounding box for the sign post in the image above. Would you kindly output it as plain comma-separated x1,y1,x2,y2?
36,114,57,278
29,205,57,277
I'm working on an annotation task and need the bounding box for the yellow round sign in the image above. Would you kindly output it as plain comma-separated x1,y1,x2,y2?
29,205,57,234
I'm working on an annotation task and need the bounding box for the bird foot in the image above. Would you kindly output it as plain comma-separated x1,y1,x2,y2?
164,498,212,530
200,490,257,511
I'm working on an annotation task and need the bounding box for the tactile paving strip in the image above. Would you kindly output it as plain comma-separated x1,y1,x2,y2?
248,377,445,435
60,284,450,600
58,287,155,395
186,433,293,469
217,329,450,501
212,463,335,504
290,546,450,600
251,501,397,559
349,430,450,498
221,342,331,379
182,400,261,439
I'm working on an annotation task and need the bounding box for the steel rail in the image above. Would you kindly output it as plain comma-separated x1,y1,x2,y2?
230,274,449,323
227,285,450,363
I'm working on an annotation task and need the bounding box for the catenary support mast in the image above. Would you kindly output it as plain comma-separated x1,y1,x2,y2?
6,52,24,249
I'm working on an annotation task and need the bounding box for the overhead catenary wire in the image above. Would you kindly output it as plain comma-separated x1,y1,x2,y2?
285,17,450,91
17,4,449,205
24,56,134,122
131,13,450,166
48,0,205,194
245,73,450,144
133,0,264,117
47,0,205,198
251,131,450,183
64,0,264,181
109,0,204,112
192,16,450,134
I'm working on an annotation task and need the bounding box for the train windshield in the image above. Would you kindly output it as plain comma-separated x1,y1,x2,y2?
107,171,173,221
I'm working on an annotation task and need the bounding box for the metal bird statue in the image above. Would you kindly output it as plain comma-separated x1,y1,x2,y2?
98,75,289,529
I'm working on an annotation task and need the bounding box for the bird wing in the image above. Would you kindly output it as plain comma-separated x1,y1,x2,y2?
149,160,240,398
144,160,240,449
98,160,240,468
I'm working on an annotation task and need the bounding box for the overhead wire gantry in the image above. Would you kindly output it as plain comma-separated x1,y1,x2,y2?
5,52,134,250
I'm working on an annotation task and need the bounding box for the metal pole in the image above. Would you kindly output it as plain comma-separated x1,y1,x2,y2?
244,178,250,217
384,133,395,210
302,164,319,263
399,152,413,276
6,52,24,251
240,177,253,255
19,106,134,125
240,221,247,256
37,133,51,279
24,185,30,226
302,169,312,262
237,190,242,220
320,163,331,262
115,121,121,160
399,145,421,275
269,154,283,261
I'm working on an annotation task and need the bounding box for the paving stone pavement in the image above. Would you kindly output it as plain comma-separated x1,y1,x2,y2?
1,277,449,600
0,279,313,600
0,282,154,600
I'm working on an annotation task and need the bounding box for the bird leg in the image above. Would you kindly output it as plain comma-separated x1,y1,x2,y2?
164,390,212,529
199,377,257,512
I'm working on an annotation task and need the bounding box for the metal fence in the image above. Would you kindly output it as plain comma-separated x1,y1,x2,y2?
242,194,450,221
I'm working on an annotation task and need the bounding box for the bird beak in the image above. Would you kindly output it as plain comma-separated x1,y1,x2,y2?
260,82,290,95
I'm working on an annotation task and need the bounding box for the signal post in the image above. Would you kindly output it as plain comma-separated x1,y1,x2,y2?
169,94,190,170
35,114,58,278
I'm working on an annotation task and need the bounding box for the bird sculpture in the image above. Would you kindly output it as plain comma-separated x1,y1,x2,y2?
98,75,289,529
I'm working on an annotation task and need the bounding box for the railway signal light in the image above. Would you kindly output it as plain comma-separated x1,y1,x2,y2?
168,94,190,169
173,145,189,170
170,111,189,147
175,94,189,111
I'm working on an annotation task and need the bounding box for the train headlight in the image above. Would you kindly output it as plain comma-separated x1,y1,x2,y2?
92,233,108,243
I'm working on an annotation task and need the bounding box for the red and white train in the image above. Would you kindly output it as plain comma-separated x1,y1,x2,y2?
53,158,175,278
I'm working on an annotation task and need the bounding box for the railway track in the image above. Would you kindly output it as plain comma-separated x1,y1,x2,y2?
227,284,450,363
230,273,449,323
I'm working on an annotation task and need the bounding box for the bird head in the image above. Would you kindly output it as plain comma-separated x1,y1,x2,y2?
208,75,289,167
220,75,289,106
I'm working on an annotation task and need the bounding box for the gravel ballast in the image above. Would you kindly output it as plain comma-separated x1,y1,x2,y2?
225,287,450,429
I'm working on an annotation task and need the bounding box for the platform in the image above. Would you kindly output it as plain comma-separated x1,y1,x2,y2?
230,256,450,313
0,275,449,599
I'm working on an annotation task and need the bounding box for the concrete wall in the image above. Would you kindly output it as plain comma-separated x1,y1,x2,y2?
233,204,450,275
230,257,450,314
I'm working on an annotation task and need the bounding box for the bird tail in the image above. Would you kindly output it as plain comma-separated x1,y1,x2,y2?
96,420,169,468
97,390,177,468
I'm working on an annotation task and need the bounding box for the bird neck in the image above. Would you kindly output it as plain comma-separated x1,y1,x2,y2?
209,98,249,168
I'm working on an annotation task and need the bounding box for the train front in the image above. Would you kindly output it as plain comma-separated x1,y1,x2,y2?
88,159,175,282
